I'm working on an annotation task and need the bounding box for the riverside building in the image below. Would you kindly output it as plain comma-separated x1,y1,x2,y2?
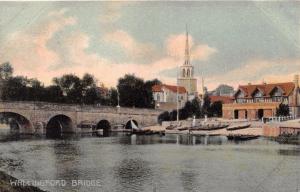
222,75,300,120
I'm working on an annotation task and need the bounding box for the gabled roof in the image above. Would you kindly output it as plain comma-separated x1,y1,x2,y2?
209,96,234,104
152,84,187,94
234,82,295,98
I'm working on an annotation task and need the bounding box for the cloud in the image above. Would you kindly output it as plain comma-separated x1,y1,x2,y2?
103,30,159,63
166,34,217,61
98,2,129,24
0,9,76,79
0,7,216,90
99,3,122,24
205,58,300,90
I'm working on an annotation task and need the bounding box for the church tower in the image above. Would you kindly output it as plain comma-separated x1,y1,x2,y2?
178,27,198,100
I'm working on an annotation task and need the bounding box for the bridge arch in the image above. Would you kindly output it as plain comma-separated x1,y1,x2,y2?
46,114,74,137
0,112,33,133
96,120,111,137
125,120,139,129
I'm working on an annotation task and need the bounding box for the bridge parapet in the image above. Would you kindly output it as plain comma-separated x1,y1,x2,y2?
0,101,162,115
0,101,163,134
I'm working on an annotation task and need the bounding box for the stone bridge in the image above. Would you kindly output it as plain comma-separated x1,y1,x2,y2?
0,101,162,135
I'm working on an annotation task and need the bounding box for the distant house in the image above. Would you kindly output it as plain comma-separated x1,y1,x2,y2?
152,84,188,111
223,75,300,120
210,84,235,96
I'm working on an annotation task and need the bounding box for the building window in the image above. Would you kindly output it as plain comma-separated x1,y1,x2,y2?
157,94,160,102
253,89,263,102
187,69,190,77
182,69,185,77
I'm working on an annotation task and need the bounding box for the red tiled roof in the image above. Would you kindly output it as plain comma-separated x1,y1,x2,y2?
209,96,234,104
235,82,295,98
152,84,187,94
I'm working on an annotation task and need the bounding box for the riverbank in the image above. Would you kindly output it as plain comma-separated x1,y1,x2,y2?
0,171,46,192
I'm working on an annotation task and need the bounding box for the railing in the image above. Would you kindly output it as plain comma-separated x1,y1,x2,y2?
262,115,296,123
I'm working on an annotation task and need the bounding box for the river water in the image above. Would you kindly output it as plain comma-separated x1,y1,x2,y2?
0,131,299,192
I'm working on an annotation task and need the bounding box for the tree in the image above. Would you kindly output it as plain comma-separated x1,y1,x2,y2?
43,85,64,103
0,62,13,80
169,110,178,121
1,76,28,101
117,74,144,107
108,88,118,106
276,104,289,116
158,111,170,124
83,87,99,104
201,94,211,117
81,74,100,104
53,74,83,103
143,79,161,108
209,101,223,117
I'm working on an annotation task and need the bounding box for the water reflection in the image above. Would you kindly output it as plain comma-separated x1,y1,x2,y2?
114,158,153,192
0,131,299,192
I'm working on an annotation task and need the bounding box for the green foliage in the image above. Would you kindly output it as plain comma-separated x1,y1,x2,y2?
201,95,211,116
208,101,223,117
158,111,170,124
53,74,82,103
108,88,118,106
158,96,224,122
117,74,161,108
276,104,290,116
0,63,159,108
0,62,13,80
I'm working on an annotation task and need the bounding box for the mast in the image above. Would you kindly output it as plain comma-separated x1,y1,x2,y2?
177,61,179,123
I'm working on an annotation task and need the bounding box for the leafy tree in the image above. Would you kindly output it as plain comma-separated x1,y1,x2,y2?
1,76,28,101
201,94,211,117
208,101,223,117
53,74,83,103
0,62,13,80
179,108,189,120
276,104,290,116
117,74,144,107
43,85,64,103
169,110,178,121
108,88,118,106
158,111,170,124
83,87,99,104
143,79,161,108
117,74,159,108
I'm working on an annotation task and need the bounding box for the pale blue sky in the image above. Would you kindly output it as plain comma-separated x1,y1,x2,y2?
0,1,299,89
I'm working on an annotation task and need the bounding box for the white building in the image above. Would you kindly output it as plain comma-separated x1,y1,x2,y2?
152,84,187,111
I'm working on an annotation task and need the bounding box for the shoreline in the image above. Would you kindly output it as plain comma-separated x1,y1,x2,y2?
0,171,46,192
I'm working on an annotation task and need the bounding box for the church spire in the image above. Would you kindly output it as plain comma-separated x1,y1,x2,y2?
184,25,190,65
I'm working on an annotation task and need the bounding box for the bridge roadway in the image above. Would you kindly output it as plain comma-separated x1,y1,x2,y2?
0,101,162,135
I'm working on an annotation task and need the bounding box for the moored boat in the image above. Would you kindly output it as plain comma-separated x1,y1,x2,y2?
190,124,229,131
226,123,251,131
227,135,259,141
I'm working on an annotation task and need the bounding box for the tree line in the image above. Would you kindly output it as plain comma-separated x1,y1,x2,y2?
158,95,223,123
0,62,160,107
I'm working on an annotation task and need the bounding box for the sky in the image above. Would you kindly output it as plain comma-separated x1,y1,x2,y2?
0,1,299,91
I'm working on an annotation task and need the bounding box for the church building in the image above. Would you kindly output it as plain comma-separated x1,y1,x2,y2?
177,29,198,101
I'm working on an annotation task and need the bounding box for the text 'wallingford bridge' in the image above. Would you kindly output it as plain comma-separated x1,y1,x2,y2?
0,101,162,135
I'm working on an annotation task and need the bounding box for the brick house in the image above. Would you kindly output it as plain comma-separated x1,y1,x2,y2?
223,75,300,120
